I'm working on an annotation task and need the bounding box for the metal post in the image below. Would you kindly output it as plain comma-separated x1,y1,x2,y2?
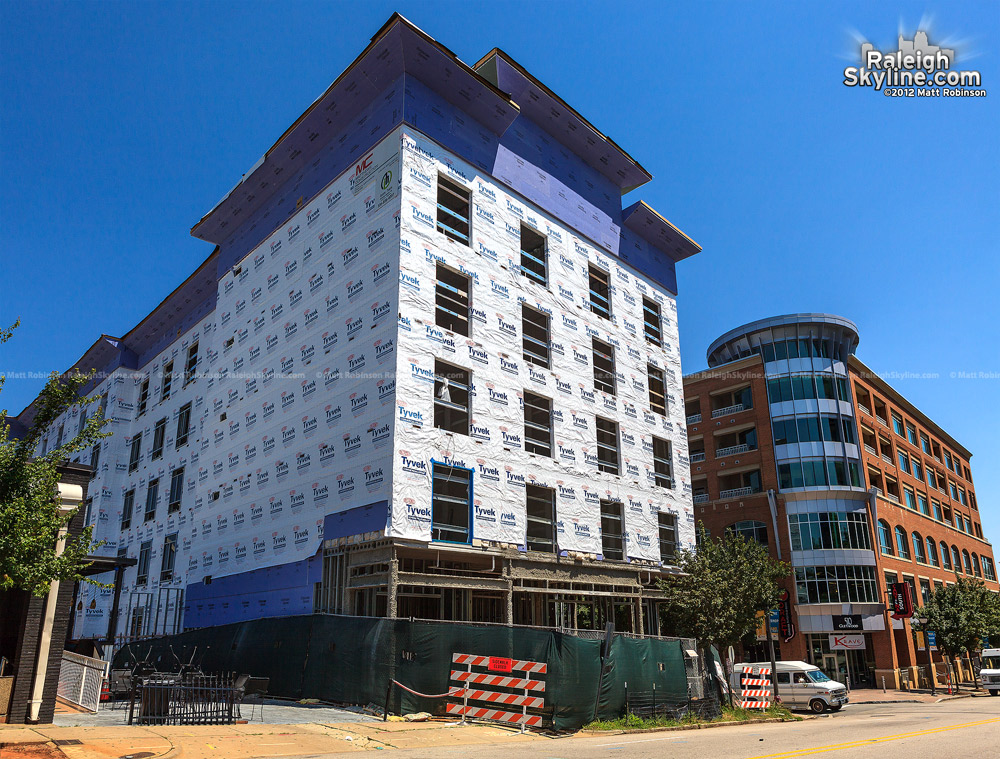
926,639,936,695
462,659,470,723
624,681,628,716
383,679,392,721
766,609,778,706
521,679,527,734
652,682,656,716
882,676,886,693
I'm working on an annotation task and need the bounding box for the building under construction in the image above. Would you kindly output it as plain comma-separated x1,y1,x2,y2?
12,14,702,639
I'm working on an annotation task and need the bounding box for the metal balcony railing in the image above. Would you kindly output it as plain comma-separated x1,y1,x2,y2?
711,403,744,419
876,416,889,427
690,452,706,463
864,444,877,455
857,404,871,416
716,443,753,458
693,493,710,504
719,486,755,499
888,493,900,503
686,413,702,424
882,454,894,465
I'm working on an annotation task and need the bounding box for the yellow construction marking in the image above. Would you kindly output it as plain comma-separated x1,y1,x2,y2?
745,716,1000,759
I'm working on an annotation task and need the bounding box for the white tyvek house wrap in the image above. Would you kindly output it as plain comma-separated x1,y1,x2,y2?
186,129,403,583
67,313,213,639
390,130,694,560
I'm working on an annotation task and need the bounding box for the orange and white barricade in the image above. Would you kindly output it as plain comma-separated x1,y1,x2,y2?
447,653,547,730
739,665,773,709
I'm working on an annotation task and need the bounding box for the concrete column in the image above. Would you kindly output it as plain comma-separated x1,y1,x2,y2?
387,556,399,618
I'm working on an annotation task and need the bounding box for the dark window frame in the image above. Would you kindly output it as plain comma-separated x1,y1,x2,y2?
525,485,556,553
436,174,471,246
435,262,471,336
431,462,472,544
433,360,471,435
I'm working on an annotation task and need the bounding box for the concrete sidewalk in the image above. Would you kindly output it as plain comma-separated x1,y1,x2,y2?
845,684,985,704
0,717,554,759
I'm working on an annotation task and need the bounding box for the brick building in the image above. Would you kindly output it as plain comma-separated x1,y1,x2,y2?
684,314,997,688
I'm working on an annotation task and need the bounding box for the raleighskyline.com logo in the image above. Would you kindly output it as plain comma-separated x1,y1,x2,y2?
843,29,985,97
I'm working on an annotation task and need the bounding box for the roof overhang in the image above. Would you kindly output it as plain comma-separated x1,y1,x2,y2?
118,248,218,360
80,554,137,577
474,49,652,194
14,334,125,431
622,200,701,261
191,13,520,245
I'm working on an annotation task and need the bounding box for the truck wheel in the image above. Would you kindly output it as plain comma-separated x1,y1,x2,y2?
990,690,998,697
830,705,843,711
810,699,827,714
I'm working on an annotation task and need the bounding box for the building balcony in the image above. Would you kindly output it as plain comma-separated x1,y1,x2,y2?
858,404,871,416
881,454,893,466
690,452,706,463
693,493,710,504
719,486,756,499
888,493,900,503
716,443,753,458
686,413,702,424
864,444,877,456
876,416,889,427
711,403,744,419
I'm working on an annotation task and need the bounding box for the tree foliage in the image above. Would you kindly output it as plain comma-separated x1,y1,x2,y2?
0,320,110,596
913,577,1000,656
658,524,790,648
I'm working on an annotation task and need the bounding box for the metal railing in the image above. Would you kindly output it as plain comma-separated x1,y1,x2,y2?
864,444,877,455
858,404,871,416
693,494,709,504
58,651,108,713
716,443,752,458
686,413,702,424
719,486,755,499
711,404,744,418
876,416,889,427
689,452,706,463
129,673,241,726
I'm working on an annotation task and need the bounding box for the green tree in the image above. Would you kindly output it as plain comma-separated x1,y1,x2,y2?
0,320,110,596
658,524,790,648
914,577,1000,657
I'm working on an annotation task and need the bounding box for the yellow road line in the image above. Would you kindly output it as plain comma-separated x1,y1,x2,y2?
745,716,1000,759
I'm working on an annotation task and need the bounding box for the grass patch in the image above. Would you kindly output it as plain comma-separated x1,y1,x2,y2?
584,703,798,731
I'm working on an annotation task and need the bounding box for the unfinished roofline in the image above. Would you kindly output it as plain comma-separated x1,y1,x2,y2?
190,12,519,239
473,46,653,191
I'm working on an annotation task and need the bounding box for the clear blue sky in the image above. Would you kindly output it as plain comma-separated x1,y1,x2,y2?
2,2,998,538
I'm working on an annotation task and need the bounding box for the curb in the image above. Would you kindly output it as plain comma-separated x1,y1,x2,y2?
580,717,802,736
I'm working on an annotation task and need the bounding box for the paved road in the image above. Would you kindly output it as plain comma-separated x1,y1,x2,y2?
387,698,1000,759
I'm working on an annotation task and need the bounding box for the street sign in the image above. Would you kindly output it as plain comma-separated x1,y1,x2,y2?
832,614,862,631
756,610,779,640
488,656,513,673
829,634,865,650
927,631,937,650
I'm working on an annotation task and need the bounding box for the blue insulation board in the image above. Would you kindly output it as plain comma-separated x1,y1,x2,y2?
183,501,388,629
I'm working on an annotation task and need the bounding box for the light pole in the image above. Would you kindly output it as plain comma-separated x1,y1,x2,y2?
917,617,936,696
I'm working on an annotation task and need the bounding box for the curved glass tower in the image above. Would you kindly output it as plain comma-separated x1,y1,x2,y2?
707,314,864,496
